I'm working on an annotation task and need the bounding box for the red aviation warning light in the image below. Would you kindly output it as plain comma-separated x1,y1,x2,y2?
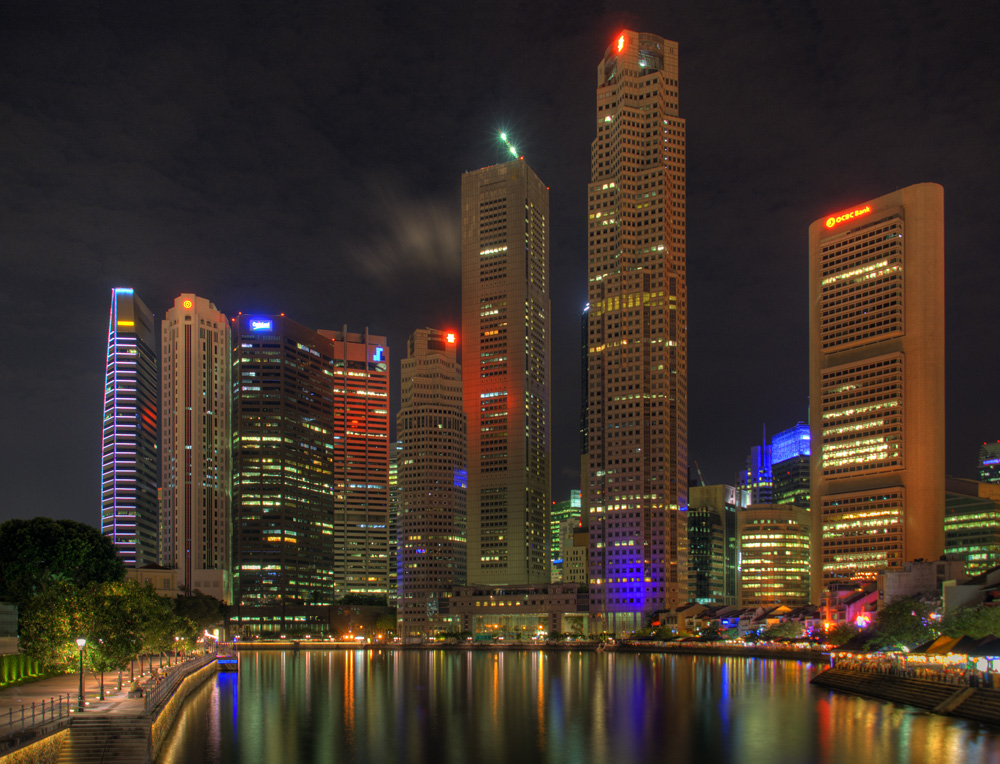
824,204,873,229
617,33,626,53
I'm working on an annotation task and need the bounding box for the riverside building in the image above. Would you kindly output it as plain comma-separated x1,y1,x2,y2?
160,294,232,602
101,287,159,567
461,158,551,587
586,30,688,630
809,183,945,604
396,328,467,639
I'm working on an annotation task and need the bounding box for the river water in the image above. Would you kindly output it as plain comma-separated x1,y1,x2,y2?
158,650,1000,764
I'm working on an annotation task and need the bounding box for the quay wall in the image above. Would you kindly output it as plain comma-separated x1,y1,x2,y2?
812,668,1000,727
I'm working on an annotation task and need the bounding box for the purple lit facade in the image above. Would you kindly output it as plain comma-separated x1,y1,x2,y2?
101,287,159,567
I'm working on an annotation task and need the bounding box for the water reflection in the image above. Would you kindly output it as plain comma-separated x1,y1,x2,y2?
158,651,1000,764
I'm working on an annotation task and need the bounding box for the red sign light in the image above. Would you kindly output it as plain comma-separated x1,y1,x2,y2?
446,332,457,344
824,204,872,229
616,34,626,53
182,299,193,309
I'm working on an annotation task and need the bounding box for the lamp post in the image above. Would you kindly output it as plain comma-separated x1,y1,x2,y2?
76,638,86,711
174,635,180,664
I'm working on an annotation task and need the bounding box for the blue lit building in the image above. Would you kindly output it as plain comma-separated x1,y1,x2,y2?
101,288,158,567
739,442,772,504
771,422,810,509
979,443,1000,485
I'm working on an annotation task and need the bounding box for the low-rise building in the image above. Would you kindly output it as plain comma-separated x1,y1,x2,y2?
449,584,595,639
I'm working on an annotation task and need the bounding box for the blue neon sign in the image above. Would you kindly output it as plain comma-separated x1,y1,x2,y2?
250,319,273,331
372,347,384,362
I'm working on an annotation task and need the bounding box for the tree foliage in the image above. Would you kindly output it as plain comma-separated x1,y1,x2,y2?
824,622,860,647
864,598,937,651
0,518,124,608
762,620,804,641
939,604,1000,639
173,589,226,632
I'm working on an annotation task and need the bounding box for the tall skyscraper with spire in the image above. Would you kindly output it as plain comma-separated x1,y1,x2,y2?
462,156,551,586
809,183,945,604
586,30,688,630
101,287,158,567
160,293,233,602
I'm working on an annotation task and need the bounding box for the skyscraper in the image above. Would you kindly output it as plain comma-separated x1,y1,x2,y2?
738,504,811,608
809,183,945,604
160,294,232,602
396,328,466,638
461,158,551,586
101,287,158,567
316,326,390,599
978,442,1000,485
771,422,810,509
232,314,343,605
586,30,688,629
739,441,773,504
687,485,743,606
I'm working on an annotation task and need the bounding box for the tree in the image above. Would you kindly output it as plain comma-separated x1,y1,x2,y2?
864,598,937,651
699,623,724,642
18,582,88,669
0,518,124,608
824,622,860,647
173,589,226,632
939,604,1000,639
762,621,804,641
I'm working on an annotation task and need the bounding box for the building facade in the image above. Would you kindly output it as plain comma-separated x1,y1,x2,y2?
586,30,688,629
809,183,945,603
101,287,159,568
551,490,582,582
396,328,467,639
461,158,551,587
979,443,1000,485
687,485,743,606
738,504,811,608
315,327,391,600
945,477,1000,575
160,294,232,602
232,314,345,605
771,422,810,509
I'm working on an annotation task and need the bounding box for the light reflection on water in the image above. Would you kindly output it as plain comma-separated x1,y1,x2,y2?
158,651,1000,764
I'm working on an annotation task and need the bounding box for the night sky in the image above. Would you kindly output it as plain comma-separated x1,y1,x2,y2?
2,1,998,527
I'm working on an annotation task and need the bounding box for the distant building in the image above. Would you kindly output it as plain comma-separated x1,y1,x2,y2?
687,485,744,606
771,422,810,509
945,477,1000,575
388,441,401,604
877,559,966,609
126,564,178,599
233,315,388,606
979,443,1000,485
160,294,232,603
462,158,551,587
315,327,391,600
396,328,466,639
810,184,945,603
551,490,582,582
101,288,159,568
737,504,811,608
449,584,594,639
739,442,772,504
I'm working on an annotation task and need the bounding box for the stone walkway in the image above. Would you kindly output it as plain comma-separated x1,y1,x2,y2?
0,659,191,722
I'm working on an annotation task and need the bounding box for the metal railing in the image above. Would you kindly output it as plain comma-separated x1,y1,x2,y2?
0,693,73,749
142,654,215,713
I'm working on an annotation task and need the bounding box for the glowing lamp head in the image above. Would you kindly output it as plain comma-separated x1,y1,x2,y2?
76,638,87,649
182,299,193,309
617,33,626,53
446,332,456,344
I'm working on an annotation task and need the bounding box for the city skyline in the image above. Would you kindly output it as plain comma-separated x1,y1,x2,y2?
2,3,999,527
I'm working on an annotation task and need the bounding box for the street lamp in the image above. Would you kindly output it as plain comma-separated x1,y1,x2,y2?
76,638,86,711
174,636,180,664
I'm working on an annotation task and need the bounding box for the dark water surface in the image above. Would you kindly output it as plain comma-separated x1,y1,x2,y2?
158,650,1000,764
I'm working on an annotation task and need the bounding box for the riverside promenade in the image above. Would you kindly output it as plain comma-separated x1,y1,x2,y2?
0,656,220,764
